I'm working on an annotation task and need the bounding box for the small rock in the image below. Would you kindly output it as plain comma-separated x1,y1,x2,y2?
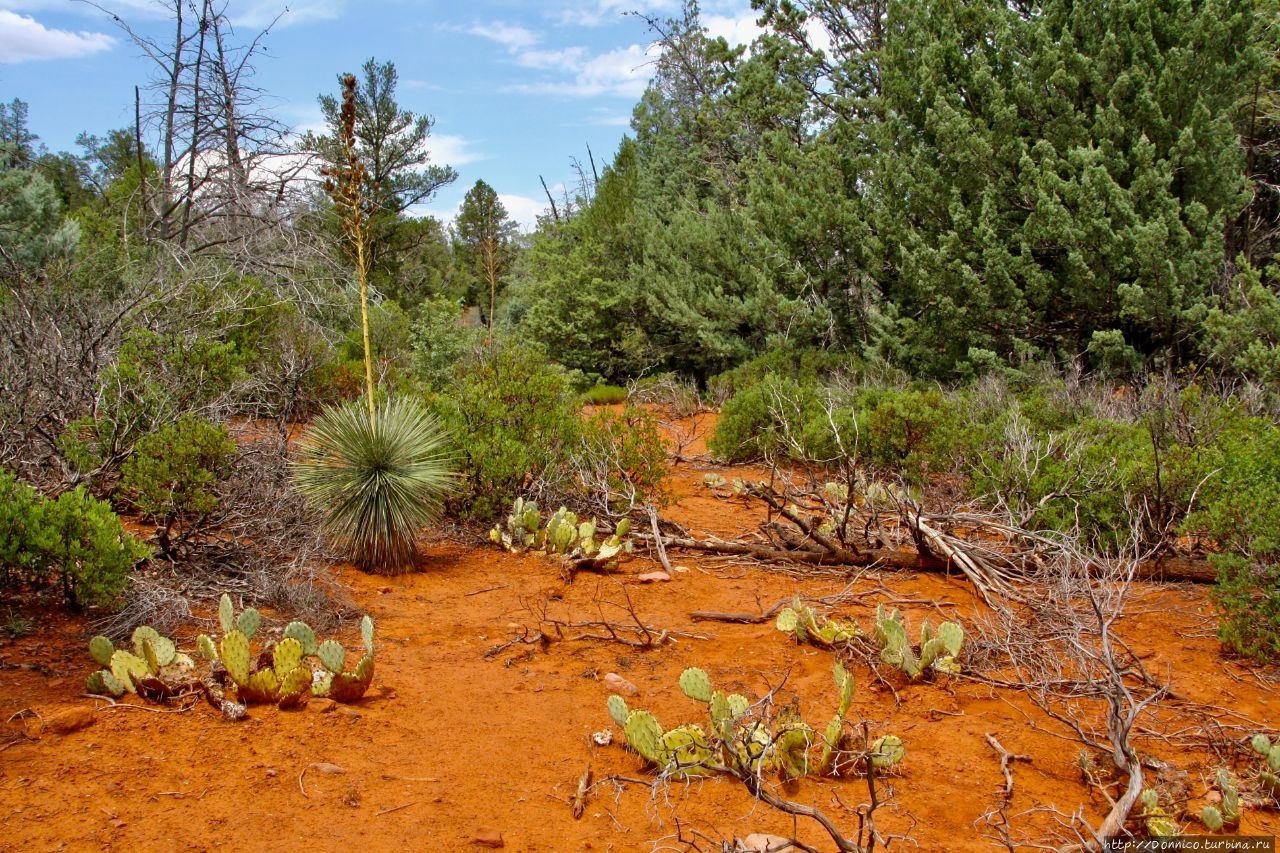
42,708,95,736
265,768,277,778
602,672,639,697
472,828,504,848
311,762,345,775
1205,790,1222,804
636,571,671,583
742,834,793,852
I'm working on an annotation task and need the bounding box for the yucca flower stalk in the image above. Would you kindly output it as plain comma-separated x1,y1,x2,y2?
292,396,454,574
295,71,456,573
321,72,376,426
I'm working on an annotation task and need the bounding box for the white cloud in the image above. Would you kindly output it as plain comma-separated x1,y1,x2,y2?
704,12,762,47
425,133,483,167
0,10,114,63
467,21,539,50
498,193,547,232
510,43,655,99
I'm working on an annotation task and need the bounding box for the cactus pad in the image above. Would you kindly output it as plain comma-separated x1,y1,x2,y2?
833,661,855,717
1202,805,1224,831
623,710,664,765
360,615,375,656
109,650,148,693
317,640,346,673
277,666,312,708
273,637,304,677
774,725,814,780
607,694,630,728
218,593,235,634
679,667,712,703
1252,734,1272,756
242,668,280,704
283,622,318,656
131,626,175,667
88,636,114,667
660,724,715,776
140,637,161,675
219,630,251,686
236,607,261,640
870,734,905,768
726,693,750,718
936,622,964,657
817,715,844,774
196,634,217,661
101,670,127,696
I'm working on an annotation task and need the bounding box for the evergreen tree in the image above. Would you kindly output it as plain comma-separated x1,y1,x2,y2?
452,180,518,333
306,59,458,294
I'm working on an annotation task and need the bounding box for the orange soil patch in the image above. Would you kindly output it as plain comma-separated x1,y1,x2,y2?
1,428,1277,851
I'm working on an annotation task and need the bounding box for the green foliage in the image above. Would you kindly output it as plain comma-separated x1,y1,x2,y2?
577,405,671,511
120,415,236,556
707,374,826,462
292,394,455,574
0,470,150,608
60,326,249,476
432,341,581,520
409,294,484,391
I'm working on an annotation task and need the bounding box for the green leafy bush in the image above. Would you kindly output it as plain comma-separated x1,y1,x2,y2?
120,415,236,556
292,395,455,574
578,405,671,510
433,341,581,520
707,375,827,462
409,295,484,391
0,470,150,608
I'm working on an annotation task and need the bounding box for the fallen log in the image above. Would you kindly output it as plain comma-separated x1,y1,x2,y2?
634,532,1218,584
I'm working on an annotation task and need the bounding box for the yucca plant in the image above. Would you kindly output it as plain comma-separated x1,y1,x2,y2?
292,395,454,573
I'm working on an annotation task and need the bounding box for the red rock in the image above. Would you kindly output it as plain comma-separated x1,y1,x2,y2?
602,672,638,697
472,828,504,848
41,707,95,735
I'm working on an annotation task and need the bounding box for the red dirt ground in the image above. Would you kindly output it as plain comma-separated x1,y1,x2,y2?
1,415,1277,852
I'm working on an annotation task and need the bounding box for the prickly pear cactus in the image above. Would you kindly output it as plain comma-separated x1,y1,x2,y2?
1140,789,1180,837
218,593,235,634
1252,734,1280,773
219,630,252,687
273,637,304,677
660,724,716,776
326,654,375,703
89,636,114,667
236,607,261,641
679,667,712,703
870,734,905,768
277,666,312,709
196,633,217,661
360,615,375,656
316,639,346,674
623,710,664,765
132,626,176,668
608,694,630,728
1202,805,1224,832
283,622,318,656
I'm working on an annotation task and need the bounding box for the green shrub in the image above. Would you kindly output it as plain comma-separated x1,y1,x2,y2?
410,295,485,391
0,470,150,608
1211,556,1280,660
582,384,629,406
707,375,827,463
292,395,456,574
120,415,236,556
433,341,581,520
578,405,671,511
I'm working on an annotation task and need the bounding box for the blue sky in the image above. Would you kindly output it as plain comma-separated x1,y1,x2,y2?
0,0,762,229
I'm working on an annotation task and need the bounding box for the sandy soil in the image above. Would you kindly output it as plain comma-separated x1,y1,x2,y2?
0,415,1277,852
